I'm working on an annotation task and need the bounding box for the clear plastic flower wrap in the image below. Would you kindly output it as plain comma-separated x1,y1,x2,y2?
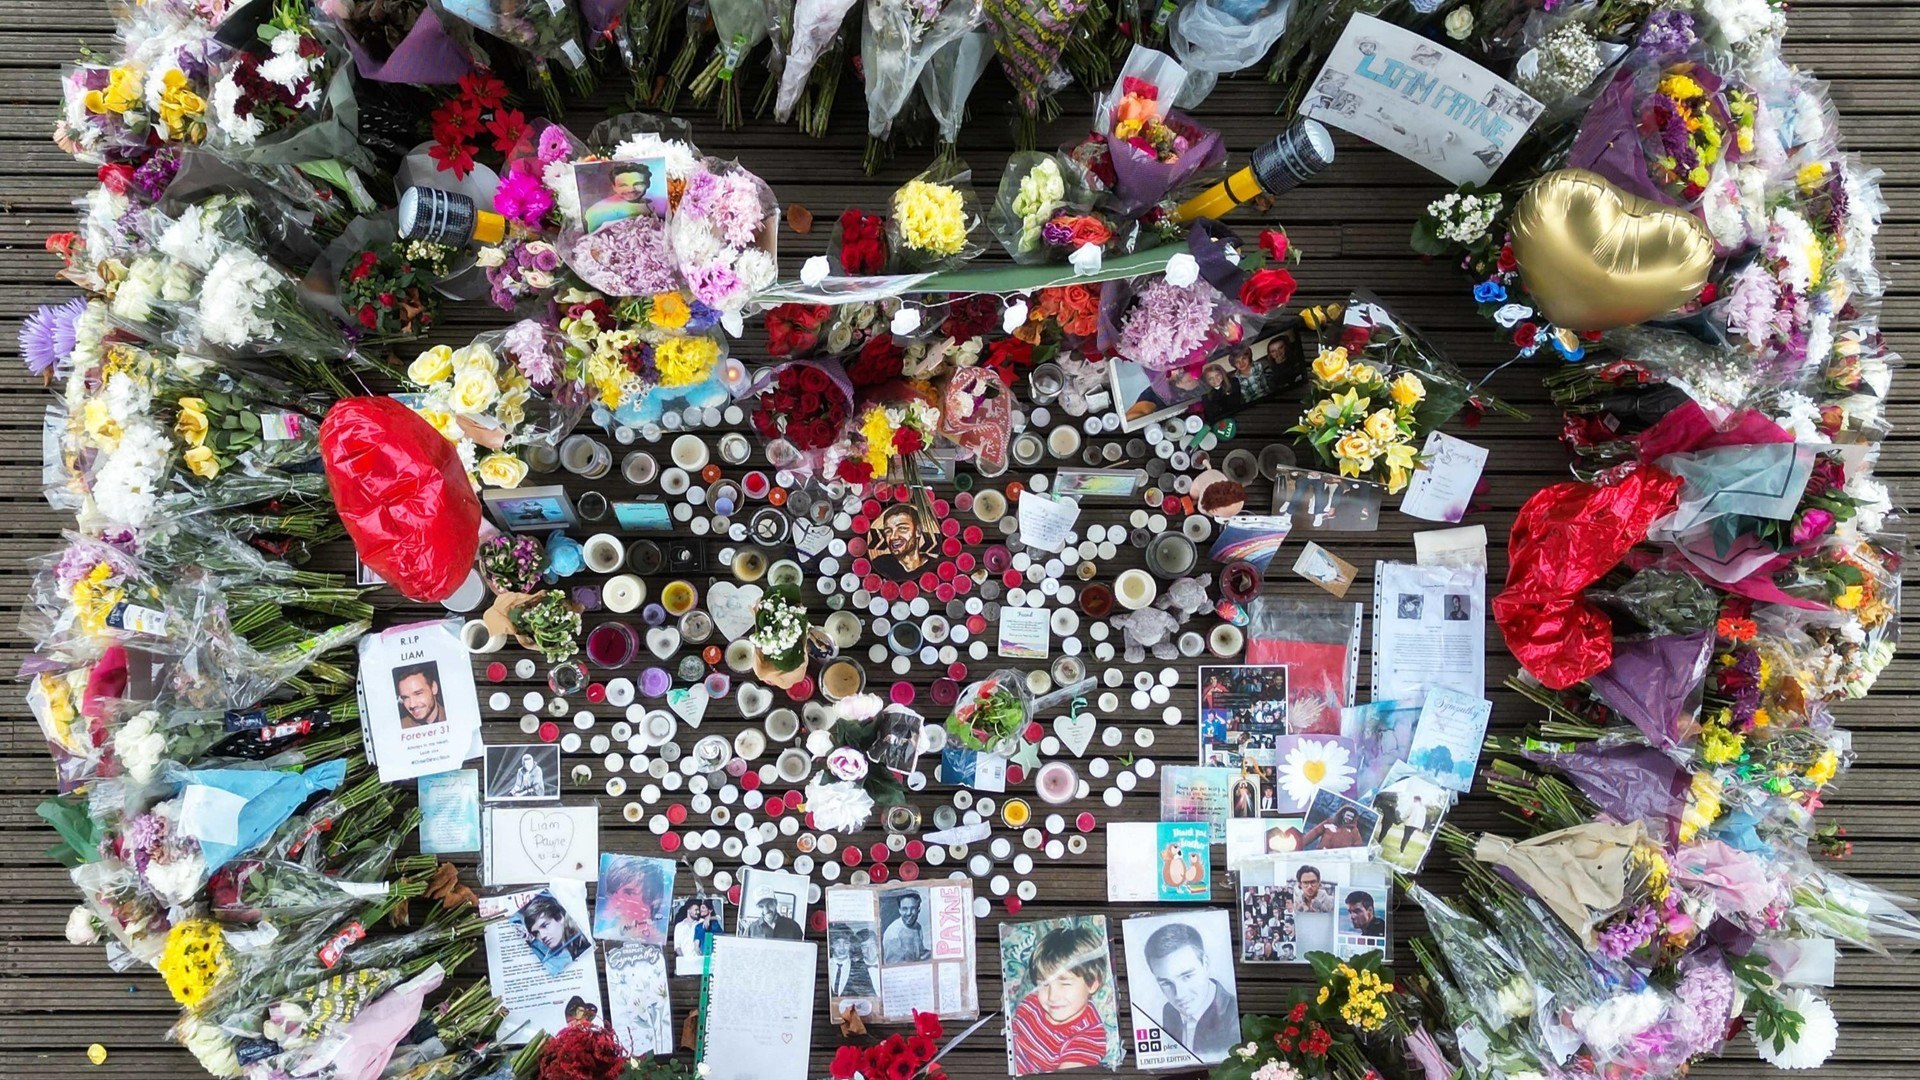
916,29,993,165
56,61,157,165
23,533,184,664
1082,45,1225,217
1166,0,1296,109
860,0,984,144
1786,861,1920,956
885,158,987,272
943,668,1033,752
775,0,860,125
430,0,590,114
987,150,1137,265
401,323,589,489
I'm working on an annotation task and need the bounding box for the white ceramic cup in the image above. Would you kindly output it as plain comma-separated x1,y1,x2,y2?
461,619,507,653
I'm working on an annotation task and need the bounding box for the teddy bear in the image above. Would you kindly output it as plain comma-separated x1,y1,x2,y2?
1110,605,1181,664
1156,573,1213,624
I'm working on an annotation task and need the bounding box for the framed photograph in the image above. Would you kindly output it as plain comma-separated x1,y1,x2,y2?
1302,789,1379,851
484,485,578,532
737,868,808,941
612,498,674,531
594,854,676,944
1122,910,1240,1068
1108,358,1204,432
668,893,726,977
1000,915,1124,1075
484,744,561,802
575,157,669,232
1196,323,1308,422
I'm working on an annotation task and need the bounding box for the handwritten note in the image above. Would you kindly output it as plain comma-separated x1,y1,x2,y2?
1016,491,1081,553
484,805,600,886
701,937,818,1080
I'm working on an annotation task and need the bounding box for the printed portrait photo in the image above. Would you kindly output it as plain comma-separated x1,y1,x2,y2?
512,888,594,978
484,744,560,802
393,661,446,729
669,894,726,976
1000,915,1123,1076
575,157,669,232
827,923,880,1002
1123,911,1241,1066
880,887,932,963
738,869,807,941
593,854,675,944
1302,790,1380,852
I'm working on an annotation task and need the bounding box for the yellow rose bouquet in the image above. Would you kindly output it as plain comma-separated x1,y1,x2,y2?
405,320,591,490
1290,347,1427,493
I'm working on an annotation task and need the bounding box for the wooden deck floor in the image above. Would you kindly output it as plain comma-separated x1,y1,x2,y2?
1,2,1917,1077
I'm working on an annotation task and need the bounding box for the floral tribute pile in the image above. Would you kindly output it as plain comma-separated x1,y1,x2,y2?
21,0,1912,1076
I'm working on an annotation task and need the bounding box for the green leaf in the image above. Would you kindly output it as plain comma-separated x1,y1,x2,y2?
1409,215,1450,258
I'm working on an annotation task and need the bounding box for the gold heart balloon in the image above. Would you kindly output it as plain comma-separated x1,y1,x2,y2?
1509,169,1715,332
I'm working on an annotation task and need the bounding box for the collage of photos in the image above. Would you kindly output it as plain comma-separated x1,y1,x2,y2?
1236,856,1389,964
824,881,979,1021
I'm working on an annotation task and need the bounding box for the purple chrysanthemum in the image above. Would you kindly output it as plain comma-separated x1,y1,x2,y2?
20,297,86,375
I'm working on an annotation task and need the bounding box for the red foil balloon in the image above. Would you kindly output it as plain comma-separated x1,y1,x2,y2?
1493,466,1683,689
320,396,482,603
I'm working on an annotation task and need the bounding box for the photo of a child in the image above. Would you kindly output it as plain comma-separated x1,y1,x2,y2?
1002,916,1123,1076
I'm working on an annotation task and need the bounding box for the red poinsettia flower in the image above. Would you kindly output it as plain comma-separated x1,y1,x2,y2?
429,139,476,179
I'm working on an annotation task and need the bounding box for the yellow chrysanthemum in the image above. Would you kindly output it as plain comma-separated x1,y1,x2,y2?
656,335,720,388
159,919,228,1008
893,180,969,257
650,292,691,330
860,407,896,473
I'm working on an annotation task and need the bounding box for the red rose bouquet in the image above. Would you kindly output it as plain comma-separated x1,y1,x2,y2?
765,303,832,358
751,360,854,460
831,208,889,275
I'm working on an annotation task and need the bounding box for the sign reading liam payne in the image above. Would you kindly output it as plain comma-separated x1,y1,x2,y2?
1299,14,1542,185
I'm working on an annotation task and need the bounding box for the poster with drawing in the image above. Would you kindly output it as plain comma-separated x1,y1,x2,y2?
1300,13,1542,185
1122,910,1241,1069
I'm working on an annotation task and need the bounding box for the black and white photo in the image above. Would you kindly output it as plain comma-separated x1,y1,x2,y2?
485,744,561,802
738,868,807,941
880,887,931,962
1122,910,1242,1068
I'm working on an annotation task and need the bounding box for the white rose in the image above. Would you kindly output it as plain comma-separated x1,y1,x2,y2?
1444,6,1473,39
66,905,101,945
475,246,508,268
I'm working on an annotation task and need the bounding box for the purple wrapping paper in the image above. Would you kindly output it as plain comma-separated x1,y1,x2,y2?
1524,741,1692,844
1586,630,1714,750
577,0,626,36
337,7,473,85
1567,71,1675,206
1103,111,1224,217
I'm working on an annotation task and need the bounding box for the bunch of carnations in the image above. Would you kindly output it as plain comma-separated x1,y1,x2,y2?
337,238,452,336
208,0,332,149
1113,276,1225,371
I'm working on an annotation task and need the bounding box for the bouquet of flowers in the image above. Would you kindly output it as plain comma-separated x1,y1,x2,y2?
666,158,779,326
859,0,985,170
836,384,940,486
336,235,454,335
750,582,811,686
885,161,986,272
493,589,584,662
983,0,1091,141
477,532,546,594
1084,46,1222,216
917,29,994,170
750,358,854,472
1290,345,1427,493
1106,274,1238,371
206,0,332,149
684,0,775,127
987,151,1132,265
774,0,861,134
435,0,589,114
404,322,589,487
1214,952,1415,1080
943,669,1030,752
57,60,158,165
423,70,529,180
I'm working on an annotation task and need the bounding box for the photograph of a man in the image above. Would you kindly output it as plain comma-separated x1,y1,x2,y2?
394,662,446,729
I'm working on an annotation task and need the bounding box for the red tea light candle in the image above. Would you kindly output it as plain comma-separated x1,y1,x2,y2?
889,681,916,706
742,470,770,499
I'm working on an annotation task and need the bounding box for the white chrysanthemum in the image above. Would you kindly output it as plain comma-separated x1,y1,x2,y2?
157,206,221,271
101,371,153,425
612,132,701,179
111,257,165,323
735,247,777,293
197,249,279,347
90,417,169,528
113,710,168,784
803,775,875,833
1772,390,1824,442
1753,990,1838,1069
210,73,264,146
